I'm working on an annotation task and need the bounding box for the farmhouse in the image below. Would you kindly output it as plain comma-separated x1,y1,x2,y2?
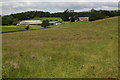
17,20,42,26
49,21,63,25
78,17,89,22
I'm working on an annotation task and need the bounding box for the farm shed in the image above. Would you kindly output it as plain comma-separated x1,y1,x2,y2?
78,17,89,22
49,21,63,25
17,20,42,26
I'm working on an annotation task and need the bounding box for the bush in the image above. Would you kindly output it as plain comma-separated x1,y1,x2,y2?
50,19,53,21
41,20,50,28
2,16,19,25
25,26,30,30
70,16,78,22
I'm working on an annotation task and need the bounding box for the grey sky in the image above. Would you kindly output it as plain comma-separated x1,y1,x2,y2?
1,0,119,2
1,1,119,15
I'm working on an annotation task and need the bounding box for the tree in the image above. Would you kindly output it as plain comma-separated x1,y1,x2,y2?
2,16,18,25
50,19,53,21
61,9,70,21
41,20,49,28
70,16,78,22
90,9,96,12
12,18,19,25
25,25,30,30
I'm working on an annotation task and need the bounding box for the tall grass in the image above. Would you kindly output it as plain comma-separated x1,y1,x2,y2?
1,26,42,32
2,17,118,78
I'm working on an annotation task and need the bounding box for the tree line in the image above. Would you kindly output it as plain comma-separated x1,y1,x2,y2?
2,9,120,25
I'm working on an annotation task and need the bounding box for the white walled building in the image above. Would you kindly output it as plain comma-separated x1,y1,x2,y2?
17,20,42,26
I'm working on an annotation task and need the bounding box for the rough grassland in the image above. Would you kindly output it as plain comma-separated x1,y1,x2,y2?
2,17,118,78
1,26,42,32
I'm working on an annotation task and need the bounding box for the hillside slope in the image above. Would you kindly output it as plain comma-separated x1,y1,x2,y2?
2,17,118,78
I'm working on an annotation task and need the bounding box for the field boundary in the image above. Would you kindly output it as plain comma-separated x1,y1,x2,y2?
1,28,42,34
1,27,64,34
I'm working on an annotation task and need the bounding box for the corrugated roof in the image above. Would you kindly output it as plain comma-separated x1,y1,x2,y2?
49,21,60,23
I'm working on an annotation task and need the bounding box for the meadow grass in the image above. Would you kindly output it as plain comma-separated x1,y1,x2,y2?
2,17,118,78
1,26,42,32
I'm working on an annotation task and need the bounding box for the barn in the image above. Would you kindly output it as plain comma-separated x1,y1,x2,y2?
17,20,42,26
49,21,63,25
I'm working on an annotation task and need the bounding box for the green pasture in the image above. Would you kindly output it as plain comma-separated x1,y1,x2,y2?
2,17,118,78
1,26,42,32
30,17,63,21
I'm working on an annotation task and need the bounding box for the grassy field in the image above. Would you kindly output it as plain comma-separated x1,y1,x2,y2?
30,17,63,21
2,17,118,78
1,26,42,32
1,17,62,32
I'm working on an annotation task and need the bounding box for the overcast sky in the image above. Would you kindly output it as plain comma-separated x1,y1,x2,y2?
1,0,119,15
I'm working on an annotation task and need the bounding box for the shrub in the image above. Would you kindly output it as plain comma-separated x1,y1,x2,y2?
41,20,50,28
50,19,53,21
25,26,30,30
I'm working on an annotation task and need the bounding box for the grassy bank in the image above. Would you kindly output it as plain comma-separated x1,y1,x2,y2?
2,17,118,78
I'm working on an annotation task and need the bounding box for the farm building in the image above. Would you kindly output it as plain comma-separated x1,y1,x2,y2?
49,21,63,25
78,17,89,22
17,20,42,26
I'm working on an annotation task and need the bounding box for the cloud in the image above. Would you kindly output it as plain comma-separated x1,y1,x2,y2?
1,0,119,2
1,2,118,15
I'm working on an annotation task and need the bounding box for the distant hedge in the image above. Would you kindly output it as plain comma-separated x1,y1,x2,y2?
2,9,120,25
